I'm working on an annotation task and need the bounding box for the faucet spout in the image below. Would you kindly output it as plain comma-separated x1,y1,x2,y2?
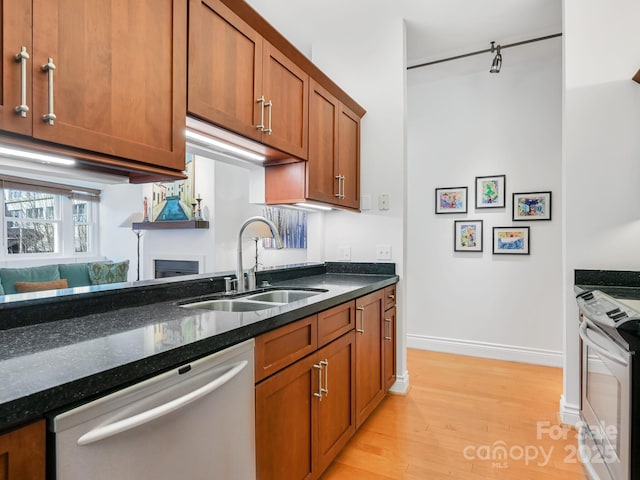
236,216,283,292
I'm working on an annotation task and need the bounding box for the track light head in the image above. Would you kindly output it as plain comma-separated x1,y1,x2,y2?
489,41,502,73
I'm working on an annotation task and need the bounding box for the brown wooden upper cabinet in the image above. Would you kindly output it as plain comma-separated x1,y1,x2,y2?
188,0,308,160
265,80,361,210
0,0,186,173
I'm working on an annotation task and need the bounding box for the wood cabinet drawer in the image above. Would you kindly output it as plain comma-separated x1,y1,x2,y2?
317,300,355,348
384,284,396,310
255,315,317,383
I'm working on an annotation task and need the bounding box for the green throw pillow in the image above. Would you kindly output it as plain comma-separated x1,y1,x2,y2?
58,263,92,288
88,260,130,285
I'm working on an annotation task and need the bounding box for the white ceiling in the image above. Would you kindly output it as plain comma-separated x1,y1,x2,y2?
247,0,562,68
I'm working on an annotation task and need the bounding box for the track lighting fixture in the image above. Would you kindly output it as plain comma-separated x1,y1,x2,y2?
489,41,502,73
407,33,562,73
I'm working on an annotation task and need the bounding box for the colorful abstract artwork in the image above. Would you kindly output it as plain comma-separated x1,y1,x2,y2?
493,227,530,255
435,187,468,214
475,175,506,209
512,191,552,221
454,220,483,252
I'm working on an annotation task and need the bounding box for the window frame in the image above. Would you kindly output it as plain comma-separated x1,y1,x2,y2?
1,182,100,262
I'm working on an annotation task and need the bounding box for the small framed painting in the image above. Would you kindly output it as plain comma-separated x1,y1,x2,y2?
512,191,552,221
435,187,468,214
475,175,506,209
493,226,530,255
454,220,483,252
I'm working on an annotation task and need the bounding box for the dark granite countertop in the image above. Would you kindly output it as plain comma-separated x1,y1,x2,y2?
0,263,398,433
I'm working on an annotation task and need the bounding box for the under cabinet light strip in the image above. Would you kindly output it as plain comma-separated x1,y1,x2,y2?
185,130,266,162
0,146,75,166
295,202,333,211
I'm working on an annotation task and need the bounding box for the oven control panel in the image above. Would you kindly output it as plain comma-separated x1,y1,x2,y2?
577,290,640,329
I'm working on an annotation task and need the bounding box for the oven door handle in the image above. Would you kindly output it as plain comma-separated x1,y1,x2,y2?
579,321,628,367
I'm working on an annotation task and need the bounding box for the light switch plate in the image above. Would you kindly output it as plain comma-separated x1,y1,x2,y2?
338,246,351,261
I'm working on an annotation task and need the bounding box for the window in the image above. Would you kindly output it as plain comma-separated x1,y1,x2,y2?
0,177,99,258
5,189,60,254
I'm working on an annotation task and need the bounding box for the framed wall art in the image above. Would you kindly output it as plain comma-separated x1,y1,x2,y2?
512,191,552,221
454,220,483,252
475,175,506,209
435,186,468,214
492,226,530,255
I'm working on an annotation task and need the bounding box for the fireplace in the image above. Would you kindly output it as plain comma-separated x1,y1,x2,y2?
154,259,199,278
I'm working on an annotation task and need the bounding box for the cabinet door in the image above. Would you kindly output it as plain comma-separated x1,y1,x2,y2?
256,354,317,480
188,0,263,142
0,0,32,136
307,80,339,204
0,420,45,480
338,104,360,209
383,306,396,392
261,41,308,159
316,332,356,474
31,0,186,170
354,289,385,428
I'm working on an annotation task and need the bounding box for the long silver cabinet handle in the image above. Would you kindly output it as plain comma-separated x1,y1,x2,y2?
340,175,345,199
320,359,328,397
15,46,29,117
264,100,272,134
256,96,265,131
42,58,56,125
335,175,342,198
356,306,365,333
77,360,248,446
313,363,323,400
384,318,392,341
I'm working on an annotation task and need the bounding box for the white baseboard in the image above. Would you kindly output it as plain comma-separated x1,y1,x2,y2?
559,394,581,427
389,370,410,395
407,334,563,367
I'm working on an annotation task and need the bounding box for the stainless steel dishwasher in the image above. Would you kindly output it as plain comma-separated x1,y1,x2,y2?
51,339,255,480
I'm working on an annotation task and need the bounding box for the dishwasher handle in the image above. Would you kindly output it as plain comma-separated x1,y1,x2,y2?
77,360,248,446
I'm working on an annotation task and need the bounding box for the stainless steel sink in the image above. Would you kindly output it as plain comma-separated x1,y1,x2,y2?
244,290,320,303
179,299,279,312
178,288,326,312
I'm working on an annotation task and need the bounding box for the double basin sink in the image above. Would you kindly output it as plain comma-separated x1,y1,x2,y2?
178,288,327,312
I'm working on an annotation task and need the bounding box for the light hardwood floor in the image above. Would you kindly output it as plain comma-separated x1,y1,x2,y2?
320,349,588,479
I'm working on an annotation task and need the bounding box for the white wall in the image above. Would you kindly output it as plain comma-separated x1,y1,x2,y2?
561,0,640,424
406,39,563,366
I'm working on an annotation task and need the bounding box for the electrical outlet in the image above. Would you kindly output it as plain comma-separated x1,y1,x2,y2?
376,244,392,260
338,246,351,261
378,193,390,210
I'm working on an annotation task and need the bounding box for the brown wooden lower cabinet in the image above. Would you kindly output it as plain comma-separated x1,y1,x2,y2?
255,331,356,480
354,289,385,428
0,420,45,480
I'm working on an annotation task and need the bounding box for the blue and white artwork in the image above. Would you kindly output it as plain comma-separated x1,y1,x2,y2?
262,207,307,249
